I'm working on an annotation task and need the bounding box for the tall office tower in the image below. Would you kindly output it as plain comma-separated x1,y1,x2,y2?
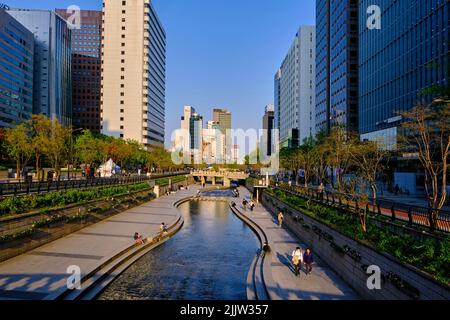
7,9,72,126
174,106,203,162
0,10,34,128
213,108,231,134
101,0,166,147
213,108,232,161
274,69,281,135
262,104,275,156
359,0,450,149
203,121,225,164
277,26,315,148
315,0,359,134
56,9,102,133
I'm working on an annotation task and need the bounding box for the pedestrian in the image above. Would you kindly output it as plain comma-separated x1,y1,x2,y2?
250,200,255,211
292,247,303,276
160,222,168,234
394,184,400,196
133,232,145,245
303,248,314,275
242,199,248,211
318,182,325,201
278,211,284,227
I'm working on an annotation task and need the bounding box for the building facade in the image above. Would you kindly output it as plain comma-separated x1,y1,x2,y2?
7,9,72,126
277,26,315,148
262,104,275,156
359,0,450,149
0,10,34,128
56,9,102,133
315,0,359,134
274,69,281,139
101,0,166,146
173,106,203,164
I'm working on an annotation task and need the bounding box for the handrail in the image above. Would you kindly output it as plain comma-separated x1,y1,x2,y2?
0,171,189,198
273,185,450,233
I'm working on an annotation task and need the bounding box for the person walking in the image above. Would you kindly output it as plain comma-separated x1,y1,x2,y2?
303,248,314,275
291,247,303,276
318,182,325,201
249,200,255,211
242,199,248,211
278,211,284,227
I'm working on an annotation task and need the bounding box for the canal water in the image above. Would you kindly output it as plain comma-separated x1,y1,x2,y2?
98,197,259,300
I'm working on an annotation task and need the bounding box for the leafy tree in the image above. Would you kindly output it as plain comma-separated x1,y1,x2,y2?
28,115,52,181
41,119,71,180
325,126,356,191
400,102,450,232
4,123,33,180
75,130,102,166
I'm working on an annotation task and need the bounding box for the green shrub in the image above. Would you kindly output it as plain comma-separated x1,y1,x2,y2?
0,182,151,216
266,188,450,285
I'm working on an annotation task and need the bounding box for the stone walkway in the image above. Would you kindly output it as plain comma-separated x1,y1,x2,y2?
237,187,359,300
0,187,199,300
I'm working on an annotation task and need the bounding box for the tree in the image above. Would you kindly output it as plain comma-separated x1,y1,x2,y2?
28,115,52,181
280,147,302,184
350,140,389,233
400,102,450,231
297,138,318,187
311,130,331,185
4,123,33,180
42,119,71,180
75,130,102,166
325,126,356,192
350,140,389,203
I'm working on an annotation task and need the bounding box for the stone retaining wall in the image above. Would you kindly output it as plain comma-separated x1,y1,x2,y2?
0,192,155,263
262,191,450,300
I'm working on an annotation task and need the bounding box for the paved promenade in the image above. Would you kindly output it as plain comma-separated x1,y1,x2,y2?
237,187,359,300
0,187,199,300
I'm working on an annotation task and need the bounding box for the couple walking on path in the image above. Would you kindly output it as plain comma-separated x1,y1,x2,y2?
291,247,314,277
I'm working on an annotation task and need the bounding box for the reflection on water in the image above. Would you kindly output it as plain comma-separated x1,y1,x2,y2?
98,199,258,300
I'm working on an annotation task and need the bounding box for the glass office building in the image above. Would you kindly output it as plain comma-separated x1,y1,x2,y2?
359,0,450,145
7,9,72,126
0,10,34,127
56,9,102,133
315,0,359,134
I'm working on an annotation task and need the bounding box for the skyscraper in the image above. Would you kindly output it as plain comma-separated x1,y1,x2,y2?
276,26,315,148
0,9,34,128
274,69,281,139
101,0,166,147
315,0,359,134
56,9,102,133
213,108,231,134
7,9,72,126
262,104,275,156
359,0,450,149
173,106,203,164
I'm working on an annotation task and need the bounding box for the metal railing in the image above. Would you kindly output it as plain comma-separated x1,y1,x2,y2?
275,185,450,234
0,171,189,198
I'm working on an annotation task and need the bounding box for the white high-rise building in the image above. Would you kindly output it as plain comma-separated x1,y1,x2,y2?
101,0,166,146
276,26,315,147
173,106,203,163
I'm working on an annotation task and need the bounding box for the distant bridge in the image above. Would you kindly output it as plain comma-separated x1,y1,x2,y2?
190,170,249,187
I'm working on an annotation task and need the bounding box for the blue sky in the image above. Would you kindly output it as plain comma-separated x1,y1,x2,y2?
5,0,315,147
